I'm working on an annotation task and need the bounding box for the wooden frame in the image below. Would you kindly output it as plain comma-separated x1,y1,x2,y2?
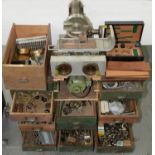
2,24,51,90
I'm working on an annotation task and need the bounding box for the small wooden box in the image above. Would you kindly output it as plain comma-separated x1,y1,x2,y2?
96,124,134,153
56,101,97,129
58,130,94,152
101,81,144,100
105,21,144,61
10,91,53,123
19,122,57,151
2,24,51,90
98,100,139,123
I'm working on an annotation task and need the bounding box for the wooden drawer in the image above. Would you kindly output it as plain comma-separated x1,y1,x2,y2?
20,122,57,151
101,81,144,100
56,101,97,129
58,130,94,152
96,123,134,153
2,24,51,90
10,91,53,123
98,100,139,123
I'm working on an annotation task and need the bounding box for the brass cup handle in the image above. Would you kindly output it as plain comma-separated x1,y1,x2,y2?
18,77,29,83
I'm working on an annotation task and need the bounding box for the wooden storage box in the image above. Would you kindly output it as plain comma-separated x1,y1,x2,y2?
101,81,144,100
2,24,51,90
19,122,57,151
96,123,134,153
58,130,94,152
10,91,53,123
56,101,97,129
98,100,139,123
105,21,144,61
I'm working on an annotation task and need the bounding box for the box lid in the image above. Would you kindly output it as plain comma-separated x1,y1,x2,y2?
105,21,144,44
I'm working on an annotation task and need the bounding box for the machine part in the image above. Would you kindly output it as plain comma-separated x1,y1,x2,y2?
16,35,47,50
61,130,91,145
101,100,109,114
50,55,106,76
57,24,115,52
64,0,93,38
103,82,119,89
56,63,72,76
103,81,142,90
62,101,89,115
18,48,30,55
83,63,99,76
109,101,125,115
67,76,92,98
30,49,44,64
38,132,54,145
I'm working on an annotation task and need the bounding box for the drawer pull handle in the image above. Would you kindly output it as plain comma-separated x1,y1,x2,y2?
25,117,37,122
72,122,80,125
118,96,125,99
18,77,29,83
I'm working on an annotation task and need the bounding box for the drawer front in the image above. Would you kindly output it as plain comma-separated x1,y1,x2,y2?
58,145,93,152
101,91,143,100
56,117,96,129
98,100,139,123
19,123,55,132
22,145,56,151
96,145,134,153
3,66,46,90
10,92,53,123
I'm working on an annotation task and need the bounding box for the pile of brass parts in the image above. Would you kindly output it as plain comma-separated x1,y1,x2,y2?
14,92,51,113
23,131,54,145
12,35,46,65
103,81,142,90
98,123,129,147
62,101,91,115
61,130,91,145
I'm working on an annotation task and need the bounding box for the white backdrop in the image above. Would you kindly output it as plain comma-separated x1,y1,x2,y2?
2,0,152,45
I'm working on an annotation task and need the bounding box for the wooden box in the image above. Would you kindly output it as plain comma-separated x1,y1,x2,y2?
101,81,144,100
58,130,94,152
56,101,97,129
105,21,144,61
98,100,139,123
19,122,57,151
10,91,53,123
2,24,51,90
96,123,134,153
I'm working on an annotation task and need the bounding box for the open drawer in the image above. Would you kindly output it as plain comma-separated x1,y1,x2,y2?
2,24,51,90
98,99,139,123
56,101,97,129
19,122,57,151
58,130,94,152
10,91,53,123
96,122,134,153
101,81,144,100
